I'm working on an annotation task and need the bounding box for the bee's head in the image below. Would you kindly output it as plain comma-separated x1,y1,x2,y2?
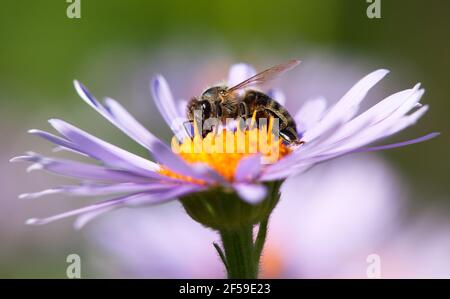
187,97,212,122
186,86,228,121
201,86,227,102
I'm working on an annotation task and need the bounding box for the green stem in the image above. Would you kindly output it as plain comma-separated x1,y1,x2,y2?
219,219,271,279
220,225,258,279
216,182,282,279
182,181,282,278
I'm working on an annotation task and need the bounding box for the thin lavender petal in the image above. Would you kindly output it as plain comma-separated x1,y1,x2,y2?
352,132,440,153
10,152,156,182
52,107,211,183
295,97,327,134
28,129,85,155
151,141,219,183
303,69,389,142
151,75,189,140
25,193,145,226
328,105,429,155
124,184,203,207
103,97,173,150
74,206,117,230
27,185,201,227
20,182,178,199
74,184,203,229
227,63,256,87
267,88,286,106
234,154,262,182
326,87,424,148
234,183,267,205
48,119,160,176
191,163,230,186
262,132,439,181
74,80,165,152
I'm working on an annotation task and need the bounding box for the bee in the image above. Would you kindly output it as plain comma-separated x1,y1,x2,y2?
186,60,303,145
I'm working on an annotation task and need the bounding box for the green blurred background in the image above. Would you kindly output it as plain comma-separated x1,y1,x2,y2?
0,0,448,278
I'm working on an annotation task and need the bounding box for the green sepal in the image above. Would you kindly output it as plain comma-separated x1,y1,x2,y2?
180,180,282,230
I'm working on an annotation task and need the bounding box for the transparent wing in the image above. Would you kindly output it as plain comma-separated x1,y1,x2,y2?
227,59,300,93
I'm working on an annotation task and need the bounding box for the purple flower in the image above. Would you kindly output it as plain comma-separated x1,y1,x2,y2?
11,63,437,229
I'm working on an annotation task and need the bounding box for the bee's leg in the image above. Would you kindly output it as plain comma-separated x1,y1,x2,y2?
248,108,271,130
234,102,249,131
238,102,249,118
203,117,221,136
255,108,302,145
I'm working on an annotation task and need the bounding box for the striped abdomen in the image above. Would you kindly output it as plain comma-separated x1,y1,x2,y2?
242,90,299,144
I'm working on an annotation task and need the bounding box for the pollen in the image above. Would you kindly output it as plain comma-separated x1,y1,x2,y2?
159,117,291,183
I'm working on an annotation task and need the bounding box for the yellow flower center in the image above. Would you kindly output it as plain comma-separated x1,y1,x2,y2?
159,117,291,183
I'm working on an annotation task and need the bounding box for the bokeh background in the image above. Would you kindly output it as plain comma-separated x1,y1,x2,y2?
0,0,449,278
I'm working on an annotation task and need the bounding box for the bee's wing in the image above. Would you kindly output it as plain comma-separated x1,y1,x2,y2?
227,59,300,93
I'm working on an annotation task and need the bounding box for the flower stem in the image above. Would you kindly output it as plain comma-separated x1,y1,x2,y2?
182,181,282,278
219,224,258,279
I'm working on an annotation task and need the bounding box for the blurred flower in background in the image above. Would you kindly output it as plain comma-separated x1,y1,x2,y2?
266,154,404,278
88,203,221,278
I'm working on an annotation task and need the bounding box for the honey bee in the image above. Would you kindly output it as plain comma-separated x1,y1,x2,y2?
186,60,303,145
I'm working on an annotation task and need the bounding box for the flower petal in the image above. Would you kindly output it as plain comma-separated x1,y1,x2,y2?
103,99,210,179
73,206,117,230
328,105,429,155
27,184,202,228
227,63,256,87
260,163,312,181
150,75,189,140
353,132,440,153
19,182,177,199
234,183,267,204
48,119,160,176
273,131,439,180
303,69,389,142
320,85,422,148
70,91,221,183
287,104,429,174
151,141,220,183
74,80,164,152
76,82,208,180
28,129,86,156
267,88,286,106
26,193,149,226
289,85,426,163
262,101,428,181
234,154,262,182
103,97,168,150
75,184,203,229
295,97,327,133
352,84,421,125
10,152,156,182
